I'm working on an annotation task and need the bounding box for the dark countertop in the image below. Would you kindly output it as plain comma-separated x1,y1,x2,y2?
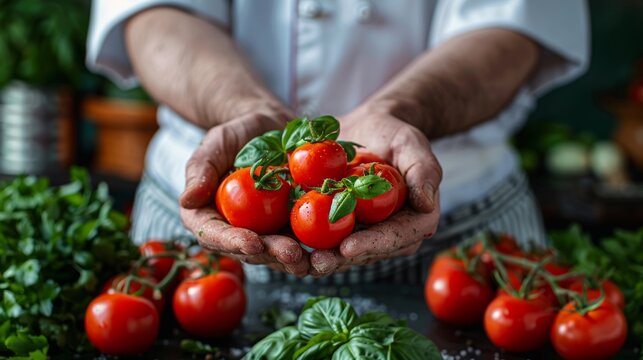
123,282,640,360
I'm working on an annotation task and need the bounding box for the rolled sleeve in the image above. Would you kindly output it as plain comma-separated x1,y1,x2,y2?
430,0,590,145
431,0,590,96
86,0,229,88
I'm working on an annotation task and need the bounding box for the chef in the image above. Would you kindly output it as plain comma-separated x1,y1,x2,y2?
87,0,589,284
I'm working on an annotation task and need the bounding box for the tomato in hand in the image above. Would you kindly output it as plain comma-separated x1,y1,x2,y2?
173,272,246,338
551,300,627,360
569,279,625,310
180,250,245,283
102,274,165,314
216,167,290,234
139,240,182,282
289,140,347,189
345,162,402,224
85,293,159,355
290,191,355,249
424,254,494,326
347,151,387,167
484,293,556,352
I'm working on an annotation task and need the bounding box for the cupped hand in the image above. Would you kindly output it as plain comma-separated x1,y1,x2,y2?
179,112,310,277
309,104,443,277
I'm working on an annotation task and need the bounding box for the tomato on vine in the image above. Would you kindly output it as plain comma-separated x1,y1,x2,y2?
216,164,290,234
101,274,165,314
345,162,404,224
551,300,627,360
180,250,245,283
139,240,182,282
85,293,160,355
569,279,625,310
291,191,355,250
424,253,494,326
173,272,246,338
484,293,556,352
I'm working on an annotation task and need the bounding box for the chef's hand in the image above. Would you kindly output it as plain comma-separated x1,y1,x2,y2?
179,111,310,277
309,103,442,276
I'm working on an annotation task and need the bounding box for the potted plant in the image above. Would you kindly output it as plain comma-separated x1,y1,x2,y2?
0,0,89,175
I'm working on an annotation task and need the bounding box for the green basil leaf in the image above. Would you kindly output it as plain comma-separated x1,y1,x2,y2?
352,175,392,200
308,115,340,141
337,141,362,162
282,118,307,151
244,326,305,360
235,130,287,168
297,298,358,340
356,312,399,326
294,331,347,360
335,325,440,360
301,296,328,312
261,308,298,330
329,191,357,224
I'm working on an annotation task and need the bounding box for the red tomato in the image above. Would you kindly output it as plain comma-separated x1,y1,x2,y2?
569,279,625,310
139,240,181,282
469,234,521,274
290,191,355,249
173,273,246,338
180,251,245,283
102,274,165,314
424,254,494,326
289,140,347,189
497,271,559,307
348,151,387,167
551,301,627,360
216,167,291,234
345,163,401,224
85,293,159,355
484,293,556,352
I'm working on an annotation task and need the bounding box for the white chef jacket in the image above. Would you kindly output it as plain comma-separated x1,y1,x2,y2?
87,0,589,215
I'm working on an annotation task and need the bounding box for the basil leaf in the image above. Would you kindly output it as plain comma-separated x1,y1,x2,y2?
261,308,298,330
352,175,392,200
5,334,48,356
244,326,305,360
301,296,328,312
297,298,358,340
337,141,362,162
294,331,348,360
235,130,287,168
329,191,357,224
282,118,307,151
334,325,441,360
356,311,400,326
308,115,340,141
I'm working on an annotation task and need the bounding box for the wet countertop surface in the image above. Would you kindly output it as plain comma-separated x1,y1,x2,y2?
117,282,640,360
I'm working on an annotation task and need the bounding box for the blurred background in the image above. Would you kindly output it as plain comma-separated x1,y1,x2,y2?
1,0,642,232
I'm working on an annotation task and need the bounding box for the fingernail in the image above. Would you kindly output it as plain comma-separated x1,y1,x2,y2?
423,183,435,211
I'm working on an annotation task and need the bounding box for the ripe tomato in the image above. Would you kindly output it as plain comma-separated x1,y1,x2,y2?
173,273,246,338
290,191,355,249
347,151,387,167
484,293,556,352
102,274,165,314
139,240,182,282
569,279,625,310
424,254,494,326
345,163,401,224
497,270,559,307
85,293,159,355
180,251,245,283
289,140,347,189
551,301,627,360
216,167,291,234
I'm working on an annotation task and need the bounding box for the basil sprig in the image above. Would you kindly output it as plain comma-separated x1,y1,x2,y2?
323,175,392,224
234,116,361,167
244,297,441,360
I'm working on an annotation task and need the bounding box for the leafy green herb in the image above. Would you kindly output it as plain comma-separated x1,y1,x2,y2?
244,297,440,360
337,141,362,162
261,308,298,330
329,191,357,224
180,339,219,355
234,130,287,168
326,175,391,223
0,168,137,357
282,116,341,151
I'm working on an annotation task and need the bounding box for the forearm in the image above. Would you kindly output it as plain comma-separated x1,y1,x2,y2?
125,7,290,129
366,28,539,139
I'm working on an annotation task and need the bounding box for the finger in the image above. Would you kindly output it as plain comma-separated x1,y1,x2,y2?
262,235,304,265
391,127,442,213
310,249,344,276
339,205,440,259
180,206,264,255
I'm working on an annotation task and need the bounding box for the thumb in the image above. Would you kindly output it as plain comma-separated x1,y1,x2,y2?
180,126,234,209
393,129,442,213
